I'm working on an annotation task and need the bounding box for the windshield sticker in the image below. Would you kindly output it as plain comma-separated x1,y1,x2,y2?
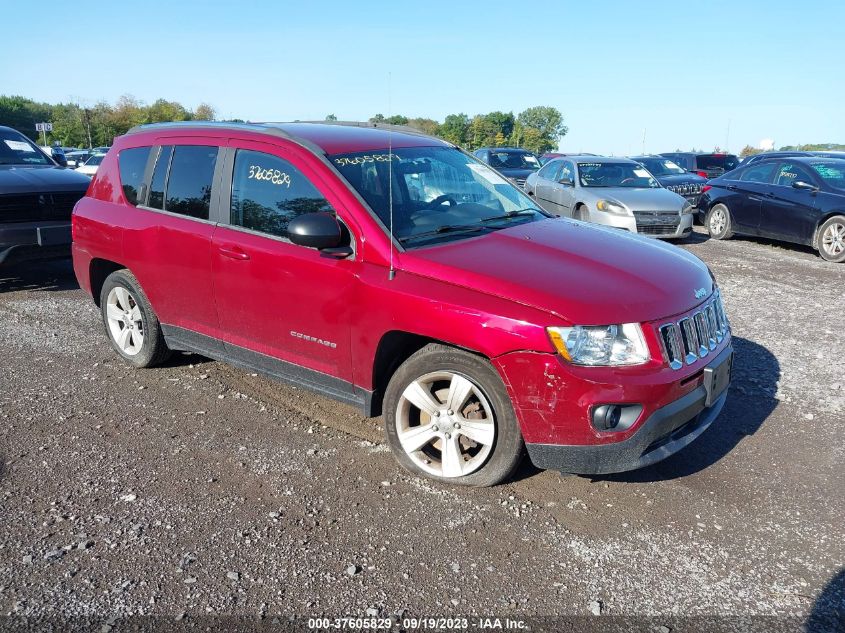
633,168,651,178
333,153,399,167
248,165,291,187
524,155,539,164
578,163,602,168
467,162,511,186
4,140,33,151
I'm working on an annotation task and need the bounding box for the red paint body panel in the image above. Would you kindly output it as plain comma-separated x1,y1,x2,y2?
72,122,730,453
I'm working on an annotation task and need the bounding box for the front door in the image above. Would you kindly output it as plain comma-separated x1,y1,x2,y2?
211,140,359,386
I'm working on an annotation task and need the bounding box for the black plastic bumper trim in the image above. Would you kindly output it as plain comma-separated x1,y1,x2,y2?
525,345,732,474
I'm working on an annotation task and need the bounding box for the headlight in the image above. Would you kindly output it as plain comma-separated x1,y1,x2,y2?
682,201,693,214
595,199,627,215
547,324,650,366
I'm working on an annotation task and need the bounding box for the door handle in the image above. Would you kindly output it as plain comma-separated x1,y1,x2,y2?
218,245,250,261
726,185,738,191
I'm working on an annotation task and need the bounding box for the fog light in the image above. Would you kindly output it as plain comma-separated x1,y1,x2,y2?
591,404,643,432
593,405,622,430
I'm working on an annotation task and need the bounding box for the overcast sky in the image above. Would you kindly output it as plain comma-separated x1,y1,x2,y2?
3,0,842,154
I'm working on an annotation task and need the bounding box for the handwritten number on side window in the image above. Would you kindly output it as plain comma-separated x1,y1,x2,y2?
247,165,291,187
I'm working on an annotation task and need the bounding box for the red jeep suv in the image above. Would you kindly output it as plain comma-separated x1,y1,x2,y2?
72,121,732,486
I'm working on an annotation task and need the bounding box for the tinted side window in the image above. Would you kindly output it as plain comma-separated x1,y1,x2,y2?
164,146,218,220
118,147,152,206
739,162,777,183
230,149,334,238
148,146,172,210
538,159,561,180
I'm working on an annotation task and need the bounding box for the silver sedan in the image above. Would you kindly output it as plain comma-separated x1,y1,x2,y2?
523,155,693,239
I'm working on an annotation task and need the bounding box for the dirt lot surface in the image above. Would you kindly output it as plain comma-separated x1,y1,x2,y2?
0,229,843,631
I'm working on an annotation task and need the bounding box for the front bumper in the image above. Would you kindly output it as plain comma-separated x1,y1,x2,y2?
588,210,692,239
525,376,728,474
0,222,72,265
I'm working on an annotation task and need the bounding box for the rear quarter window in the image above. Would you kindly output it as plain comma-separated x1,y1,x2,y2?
118,147,152,206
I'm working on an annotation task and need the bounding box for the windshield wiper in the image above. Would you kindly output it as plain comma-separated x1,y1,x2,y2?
480,209,539,224
399,224,488,244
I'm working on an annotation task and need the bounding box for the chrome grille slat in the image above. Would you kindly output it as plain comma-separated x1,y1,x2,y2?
659,293,730,370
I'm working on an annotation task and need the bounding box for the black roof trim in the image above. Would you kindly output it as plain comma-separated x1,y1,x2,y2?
124,120,441,155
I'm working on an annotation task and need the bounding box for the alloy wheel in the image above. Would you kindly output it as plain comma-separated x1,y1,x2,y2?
395,371,496,478
710,207,727,235
822,221,845,257
105,286,144,356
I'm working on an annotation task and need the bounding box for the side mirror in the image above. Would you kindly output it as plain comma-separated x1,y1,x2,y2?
559,177,574,187
52,150,68,167
287,212,344,250
792,180,818,192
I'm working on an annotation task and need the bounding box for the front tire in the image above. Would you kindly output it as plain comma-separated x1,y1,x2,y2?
818,215,845,263
100,270,171,368
383,344,524,487
706,203,733,240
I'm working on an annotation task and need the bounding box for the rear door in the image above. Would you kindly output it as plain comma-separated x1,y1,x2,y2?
723,161,778,233
211,139,359,385
123,138,224,344
759,162,820,244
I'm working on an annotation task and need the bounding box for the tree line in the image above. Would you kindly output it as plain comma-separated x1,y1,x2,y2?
346,106,568,154
0,94,567,154
0,95,216,148
739,143,845,158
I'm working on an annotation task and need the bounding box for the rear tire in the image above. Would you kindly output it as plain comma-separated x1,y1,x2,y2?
706,203,733,240
383,344,524,487
818,215,845,263
100,270,171,368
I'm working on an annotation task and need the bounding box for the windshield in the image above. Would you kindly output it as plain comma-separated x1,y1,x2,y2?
697,154,740,171
810,161,845,190
635,158,685,176
331,146,546,247
85,154,105,166
486,150,541,171
0,129,52,166
578,162,660,188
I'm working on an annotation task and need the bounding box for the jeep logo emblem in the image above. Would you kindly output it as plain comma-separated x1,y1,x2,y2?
694,288,707,299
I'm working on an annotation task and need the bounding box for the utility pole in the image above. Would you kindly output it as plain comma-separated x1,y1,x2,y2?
83,108,93,149
642,128,646,154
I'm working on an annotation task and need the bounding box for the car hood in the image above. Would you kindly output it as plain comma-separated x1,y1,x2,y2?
0,165,91,194
404,218,713,325
584,186,685,211
657,173,707,186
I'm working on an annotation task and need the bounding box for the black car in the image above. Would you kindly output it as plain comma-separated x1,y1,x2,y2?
629,155,708,207
473,147,541,188
660,152,741,179
0,126,91,266
740,150,845,167
698,157,845,262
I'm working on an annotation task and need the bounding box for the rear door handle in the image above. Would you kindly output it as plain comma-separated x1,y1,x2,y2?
218,245,250,261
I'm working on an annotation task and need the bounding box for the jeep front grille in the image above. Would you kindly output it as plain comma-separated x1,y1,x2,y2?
659,292,729,370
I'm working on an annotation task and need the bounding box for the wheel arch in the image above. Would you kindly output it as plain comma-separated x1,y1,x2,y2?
89,258,127,306
369,330,490,417
812,211,845,250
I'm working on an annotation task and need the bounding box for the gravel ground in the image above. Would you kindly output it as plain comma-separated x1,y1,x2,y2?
0,228,842,632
